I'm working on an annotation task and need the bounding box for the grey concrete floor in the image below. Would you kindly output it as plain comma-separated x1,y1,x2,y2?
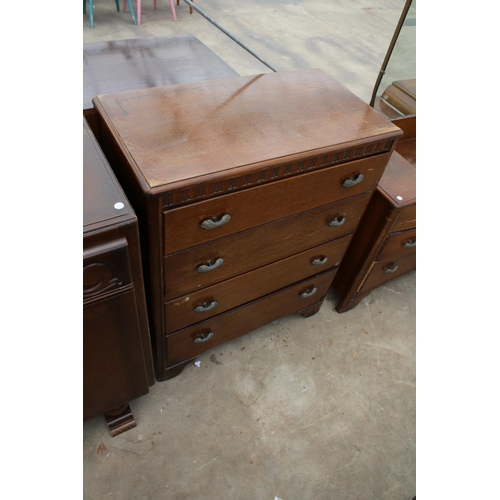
83,1,416,499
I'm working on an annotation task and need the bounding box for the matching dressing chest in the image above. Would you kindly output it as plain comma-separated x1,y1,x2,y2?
332,149,416,312
92,69,403,381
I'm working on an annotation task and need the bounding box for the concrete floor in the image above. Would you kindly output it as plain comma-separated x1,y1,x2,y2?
83,1,416,499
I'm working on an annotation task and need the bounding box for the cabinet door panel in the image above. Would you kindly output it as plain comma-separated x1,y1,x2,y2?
83,290,150,420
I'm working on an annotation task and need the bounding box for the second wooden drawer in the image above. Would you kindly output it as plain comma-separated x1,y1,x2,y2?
378,228,416,261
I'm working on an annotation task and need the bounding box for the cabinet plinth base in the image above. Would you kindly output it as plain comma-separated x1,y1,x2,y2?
104,404,137,436
297,300,323,318
335,291,370,314
164,358,197,380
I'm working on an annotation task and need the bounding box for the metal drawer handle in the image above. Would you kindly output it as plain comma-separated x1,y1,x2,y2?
194,301,218,313
197,258,224,273
300,286,317,299
402,239,416,249
311,256,328,266
328,216,346,227
384,263,398,274
193,331,214,343
342,173,364,187
201,214,231,229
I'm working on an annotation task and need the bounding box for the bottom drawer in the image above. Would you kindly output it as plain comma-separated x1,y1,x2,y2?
165,267,337,367
358,251,416,294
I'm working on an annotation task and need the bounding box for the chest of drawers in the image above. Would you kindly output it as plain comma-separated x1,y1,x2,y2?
83,118,155,434
332,149,416,313
92,69,403,381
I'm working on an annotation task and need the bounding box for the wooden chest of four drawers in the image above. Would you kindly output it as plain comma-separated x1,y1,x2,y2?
92,69,403,381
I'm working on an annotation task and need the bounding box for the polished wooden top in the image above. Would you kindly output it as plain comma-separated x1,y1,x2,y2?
83,34,238,110
93,69,402,192
83,118,133,232
377,151,416,208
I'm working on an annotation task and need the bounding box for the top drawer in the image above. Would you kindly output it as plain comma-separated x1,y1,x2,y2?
163,154,390,255
391,204,416,232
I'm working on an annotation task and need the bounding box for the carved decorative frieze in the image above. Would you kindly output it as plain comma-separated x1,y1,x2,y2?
162,140,395,209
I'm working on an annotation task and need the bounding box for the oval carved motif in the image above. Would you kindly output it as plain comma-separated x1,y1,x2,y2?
83,262,123,298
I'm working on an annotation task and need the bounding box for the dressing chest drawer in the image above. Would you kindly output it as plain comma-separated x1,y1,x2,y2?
93,69,402,381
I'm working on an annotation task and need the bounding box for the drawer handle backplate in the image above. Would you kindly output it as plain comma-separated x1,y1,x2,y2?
342,173,364,187
311,256,328,266
328,216,346,227
197,258,224,273
200,214,231,229
193,331,214,343
384,263,398,274
300,286,317,299
194,301,218,313
402,239,416,249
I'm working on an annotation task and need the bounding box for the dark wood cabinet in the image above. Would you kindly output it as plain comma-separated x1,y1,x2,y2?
83,117,154,435
92,69,403,381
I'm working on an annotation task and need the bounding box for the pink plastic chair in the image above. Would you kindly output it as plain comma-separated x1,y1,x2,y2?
123,0,176,25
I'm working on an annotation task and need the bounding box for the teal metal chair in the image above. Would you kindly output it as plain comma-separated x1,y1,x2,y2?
83,0,137,28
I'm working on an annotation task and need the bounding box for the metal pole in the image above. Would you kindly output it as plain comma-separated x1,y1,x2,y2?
183,0,278,73
369,0,413,107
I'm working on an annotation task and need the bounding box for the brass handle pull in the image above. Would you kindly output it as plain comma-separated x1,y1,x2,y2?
193,331,214,343
300,286,317,299
197,258,224,273
402,239,416,249
384,263,398,274
194,301,218,313
311,256,328,266
200,214,231,229
328,216,346,227
342,173,364,187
